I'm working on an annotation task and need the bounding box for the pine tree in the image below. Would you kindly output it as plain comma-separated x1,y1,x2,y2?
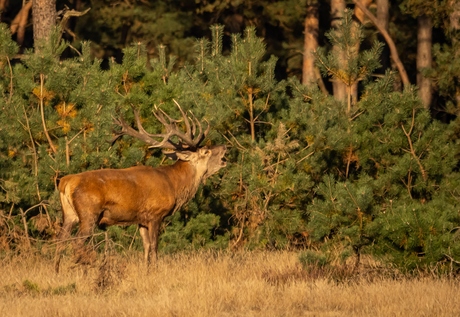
1,15,460,274
293,12,460,272
158,24,313,250
315,10,383,115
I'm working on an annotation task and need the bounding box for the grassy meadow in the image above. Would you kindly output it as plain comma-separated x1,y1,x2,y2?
1,249,459,317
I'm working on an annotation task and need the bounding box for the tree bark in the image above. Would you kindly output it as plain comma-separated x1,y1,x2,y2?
417,15,432,109
376,0,390,71
349,17,359,106
32,0,56,46
302,2,319,86
330,0,347,101
0,0,7,15
449,0,460,111
350,0,373,105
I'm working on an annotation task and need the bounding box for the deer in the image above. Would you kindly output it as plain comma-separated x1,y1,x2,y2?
54,100,227,273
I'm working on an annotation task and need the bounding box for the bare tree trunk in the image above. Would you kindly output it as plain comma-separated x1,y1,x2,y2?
417,15,432,109
376,0,397,89
32,0,56,46
376,0,390,71
450,0,460,111
350,0,373,105
330,0,347,101
0,0,7,18
335,0,371,108
302,2,319,86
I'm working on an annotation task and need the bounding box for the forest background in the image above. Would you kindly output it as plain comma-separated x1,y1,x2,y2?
0,0,460,274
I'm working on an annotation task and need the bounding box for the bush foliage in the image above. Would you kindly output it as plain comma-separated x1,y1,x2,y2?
0,19,459,273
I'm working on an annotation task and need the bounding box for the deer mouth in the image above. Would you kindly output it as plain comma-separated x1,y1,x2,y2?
211,145,227,168
220,147,228,167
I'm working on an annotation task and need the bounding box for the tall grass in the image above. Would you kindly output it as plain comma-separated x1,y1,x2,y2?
1,250,459,317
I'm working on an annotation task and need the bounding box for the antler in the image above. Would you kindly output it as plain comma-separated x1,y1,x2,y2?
112,100,210,151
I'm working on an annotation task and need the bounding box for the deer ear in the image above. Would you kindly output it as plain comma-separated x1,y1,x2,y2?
163,151,178,161
199,148,212,157
175,151,194,161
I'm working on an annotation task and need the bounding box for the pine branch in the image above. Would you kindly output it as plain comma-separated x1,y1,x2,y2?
296,149,315,165
21,103,38,177
210,24,224,57
39,74,57,154
248,87,255,142
6,56,13,102
253,94,271,123
401,108,428,182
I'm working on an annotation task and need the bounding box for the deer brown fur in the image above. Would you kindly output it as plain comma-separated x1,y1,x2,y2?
54,101,227,273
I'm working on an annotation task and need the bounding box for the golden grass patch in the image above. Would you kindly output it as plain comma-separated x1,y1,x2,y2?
1,250,459,316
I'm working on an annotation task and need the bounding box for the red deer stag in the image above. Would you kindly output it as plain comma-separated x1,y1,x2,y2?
54,101,227,272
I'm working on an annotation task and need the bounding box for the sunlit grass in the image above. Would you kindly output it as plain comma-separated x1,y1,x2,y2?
1,250,459,317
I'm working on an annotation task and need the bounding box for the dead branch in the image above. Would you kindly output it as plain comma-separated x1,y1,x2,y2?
18,202,47,249
401,108,428,182
352,0,410,87
59,7,91,41
21,102,39,177
10,1,32,46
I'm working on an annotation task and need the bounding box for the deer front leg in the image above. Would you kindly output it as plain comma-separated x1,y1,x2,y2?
139,225,151,266
149,218,162,264
139,219,162,269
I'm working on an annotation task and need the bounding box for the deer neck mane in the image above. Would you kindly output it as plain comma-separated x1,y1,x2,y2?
168,160,206,213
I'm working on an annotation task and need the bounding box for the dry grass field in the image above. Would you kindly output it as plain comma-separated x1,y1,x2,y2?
1,249,459,317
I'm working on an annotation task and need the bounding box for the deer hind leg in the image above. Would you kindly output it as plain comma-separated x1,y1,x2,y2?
55,191,79,273
73,211,99,266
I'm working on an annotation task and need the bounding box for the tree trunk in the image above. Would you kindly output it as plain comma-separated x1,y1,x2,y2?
0,0,7,14
330,0,347,101
302,2,319,86
376,0,390,71
32,0,56,46
450,0,460,31
450,0,460,111
417,15,432,109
